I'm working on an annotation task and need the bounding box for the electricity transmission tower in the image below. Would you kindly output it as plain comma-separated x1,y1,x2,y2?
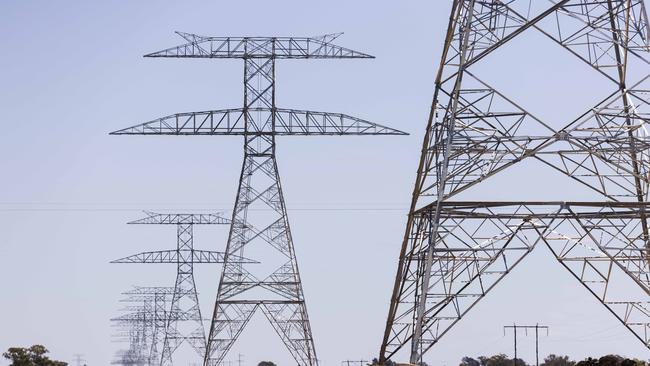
112,286,174,366
379,1,650,364
112,301,154,365
111,32,406,366
112,212,256,366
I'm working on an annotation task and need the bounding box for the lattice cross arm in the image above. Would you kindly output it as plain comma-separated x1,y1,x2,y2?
110,108,407,136
110,249,257,264
128,211,230,225
144,32,374,59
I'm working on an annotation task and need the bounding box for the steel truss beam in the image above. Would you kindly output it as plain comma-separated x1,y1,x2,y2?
111,249,254,264
380,0,650,364
399,202,650,355
144,32,372,59
110,108,406,136
111,33,406,366
130,212,230,225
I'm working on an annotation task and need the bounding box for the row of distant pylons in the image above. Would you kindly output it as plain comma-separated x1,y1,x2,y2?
110,0,650,365
108,33,406,366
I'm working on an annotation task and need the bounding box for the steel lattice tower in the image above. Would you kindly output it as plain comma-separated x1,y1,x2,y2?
112,287,174,366
112,212,256,365
111,32,407,366
379,1,650,364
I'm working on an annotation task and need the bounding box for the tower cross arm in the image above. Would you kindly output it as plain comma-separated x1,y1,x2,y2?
123,286,175,295
110,249,257,264
274,108,408,135
111,313,151,322
191,249,259,263
144,32,374,59
128,211,231,225
110,109,245,135
110,108,407,136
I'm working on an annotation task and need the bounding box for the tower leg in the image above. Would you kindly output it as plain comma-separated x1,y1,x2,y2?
150,293,168,366
539,205,650,346
161,223,208,365
382,205,537,362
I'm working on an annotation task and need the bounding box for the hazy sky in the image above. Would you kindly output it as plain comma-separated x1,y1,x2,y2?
1,1,649,365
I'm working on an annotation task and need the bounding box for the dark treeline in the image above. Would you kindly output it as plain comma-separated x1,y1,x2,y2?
3,345,67,366
460,354,649,366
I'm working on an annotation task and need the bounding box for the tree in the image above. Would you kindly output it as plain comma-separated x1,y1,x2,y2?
572,355,646,366
257,362,277,366
541,354,575,366
575,357,598,366
3,345,67,366
478,354,509,366
370,358,395,366
623,359,648,366
461,354,646,366
478,354,528,366
461,357,481,366
599,355,624,366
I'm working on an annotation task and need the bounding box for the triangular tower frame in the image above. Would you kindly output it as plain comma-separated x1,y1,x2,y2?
379,1,650,364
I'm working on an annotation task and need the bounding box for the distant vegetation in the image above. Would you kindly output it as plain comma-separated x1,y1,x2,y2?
460,354,648,366
2,345,67,366
257,362,277,366
370,359,423,366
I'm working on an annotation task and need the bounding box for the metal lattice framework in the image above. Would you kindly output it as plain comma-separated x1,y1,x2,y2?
111,32,407,366
112,212,254,366
380,0,650,364
112,287,174,366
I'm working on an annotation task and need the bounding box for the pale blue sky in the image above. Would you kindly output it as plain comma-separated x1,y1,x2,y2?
1,1,649,365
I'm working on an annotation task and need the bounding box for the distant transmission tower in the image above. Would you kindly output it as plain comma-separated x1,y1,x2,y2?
380,1,650,364
112,286,174,366
112,212,256,366
111,32,406,366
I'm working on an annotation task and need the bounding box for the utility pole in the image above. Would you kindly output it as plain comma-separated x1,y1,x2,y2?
503,324,549,366
237,353,243,366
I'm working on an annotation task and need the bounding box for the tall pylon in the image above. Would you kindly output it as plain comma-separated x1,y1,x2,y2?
111,32,407,365
379,1,650,364
112,212,256,365
112,286,174,366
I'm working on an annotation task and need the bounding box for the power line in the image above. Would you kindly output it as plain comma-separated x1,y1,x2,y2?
0,204,407,213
